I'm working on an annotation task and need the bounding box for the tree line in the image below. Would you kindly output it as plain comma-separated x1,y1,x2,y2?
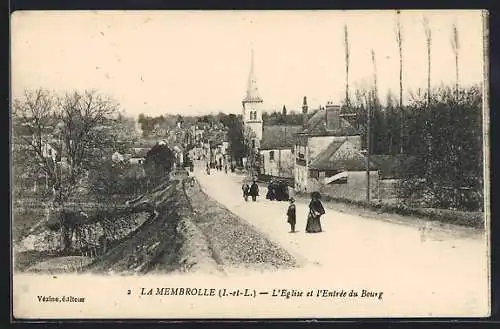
340,13,484,211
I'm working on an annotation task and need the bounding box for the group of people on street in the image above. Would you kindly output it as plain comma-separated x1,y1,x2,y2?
206,162,231,174
241,180,259,202
265,179,290,202
242,179,326,234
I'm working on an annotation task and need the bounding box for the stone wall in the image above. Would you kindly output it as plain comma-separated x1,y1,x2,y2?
309,171,379,201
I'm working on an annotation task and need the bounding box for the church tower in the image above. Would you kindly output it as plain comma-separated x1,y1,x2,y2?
242,48,263,144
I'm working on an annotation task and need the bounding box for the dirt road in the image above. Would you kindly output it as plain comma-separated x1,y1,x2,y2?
194,165,489,316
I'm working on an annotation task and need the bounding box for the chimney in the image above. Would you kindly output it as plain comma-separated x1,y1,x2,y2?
302,96,308,114
325,101,341,131
302,96,309,129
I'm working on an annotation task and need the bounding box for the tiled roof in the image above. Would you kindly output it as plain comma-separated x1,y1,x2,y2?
309,140,378,172
260,125,302,150
308,140,345,169
132,148,150,158
301,108,359,136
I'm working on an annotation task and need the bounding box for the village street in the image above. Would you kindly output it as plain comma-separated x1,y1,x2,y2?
193,164,489,317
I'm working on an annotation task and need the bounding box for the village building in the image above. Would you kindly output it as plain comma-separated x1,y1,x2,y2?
111,151,125,163
260,125,302,178
152,123,167,137
294,98,379,200
307,138,379,201
128,157,145,165
172,145,184,167
188,124,205,147
41,142,60,162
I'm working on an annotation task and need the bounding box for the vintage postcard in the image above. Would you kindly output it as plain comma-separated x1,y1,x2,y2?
11,10,490,319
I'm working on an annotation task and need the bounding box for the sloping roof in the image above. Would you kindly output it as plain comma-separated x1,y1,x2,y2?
46,140,63,154
308,140,346,168
309,140,378,172
301,108,359,136
260,125,302,150
132,147,150,158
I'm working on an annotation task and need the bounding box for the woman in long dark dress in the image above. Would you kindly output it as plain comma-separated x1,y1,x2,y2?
266,181,275,200
306,191,325,233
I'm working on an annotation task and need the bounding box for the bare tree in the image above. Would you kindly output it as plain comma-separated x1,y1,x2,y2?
422,17,434,172
423,16,432,106
395,10,404,153
13,88,120,251
344,24,350,107
450,21,460,99
371,49,378,106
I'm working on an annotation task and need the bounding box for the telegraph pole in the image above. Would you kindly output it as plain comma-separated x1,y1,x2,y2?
366,102,371,203
367,50,377,203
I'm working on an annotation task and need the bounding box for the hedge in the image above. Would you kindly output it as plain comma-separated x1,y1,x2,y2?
295,192,484,229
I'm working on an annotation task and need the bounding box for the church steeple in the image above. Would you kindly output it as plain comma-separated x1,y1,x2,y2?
243,48,263,103
242,47,263,143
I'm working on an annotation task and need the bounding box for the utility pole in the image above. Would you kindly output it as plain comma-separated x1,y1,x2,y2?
366,100,371,203
366,49,377,203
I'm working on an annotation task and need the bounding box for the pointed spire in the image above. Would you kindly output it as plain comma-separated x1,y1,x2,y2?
243,47,263,103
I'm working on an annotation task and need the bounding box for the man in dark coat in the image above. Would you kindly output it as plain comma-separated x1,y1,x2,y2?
249,181,259,202
242,183,250,201
287,197,296,233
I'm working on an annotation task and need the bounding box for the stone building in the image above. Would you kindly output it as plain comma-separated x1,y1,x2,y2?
260,125,302,178
294,98,378,200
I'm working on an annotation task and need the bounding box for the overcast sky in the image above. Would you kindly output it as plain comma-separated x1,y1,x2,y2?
11,10,485,118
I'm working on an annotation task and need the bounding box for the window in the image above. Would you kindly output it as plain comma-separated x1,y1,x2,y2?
250,111,257,120
252,139,256,149
269,150,275,161
309,170,319,179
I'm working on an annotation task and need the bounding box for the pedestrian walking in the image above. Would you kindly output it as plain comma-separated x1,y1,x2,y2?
305,191,325,233
249,180,259,202
242,183,250,202
266,180,275,201
287,197,296,233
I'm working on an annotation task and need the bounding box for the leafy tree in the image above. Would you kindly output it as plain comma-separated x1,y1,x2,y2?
224,114,246,165
398,85,483,210
143,142,175,182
